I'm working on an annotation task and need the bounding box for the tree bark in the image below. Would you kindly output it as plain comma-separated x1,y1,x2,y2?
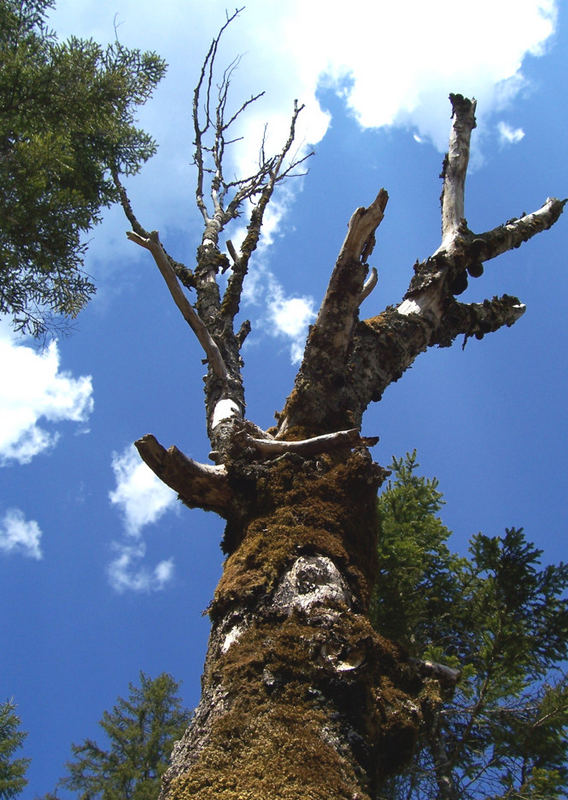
116,27,565,797
160,446,433,800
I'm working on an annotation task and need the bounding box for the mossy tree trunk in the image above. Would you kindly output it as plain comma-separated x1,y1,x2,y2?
115,16,565,800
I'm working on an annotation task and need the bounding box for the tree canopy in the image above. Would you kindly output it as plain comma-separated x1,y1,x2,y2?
59,672,190,800
372,453,568,800
0,699,29,800
0,0,166,335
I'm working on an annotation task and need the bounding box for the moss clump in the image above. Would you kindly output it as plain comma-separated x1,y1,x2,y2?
167,694,363,800
168,609,425,800
167,444,435,799
213,448,385,618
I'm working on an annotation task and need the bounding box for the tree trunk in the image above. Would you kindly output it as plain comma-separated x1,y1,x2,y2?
114,22,565,797
159,444,438,800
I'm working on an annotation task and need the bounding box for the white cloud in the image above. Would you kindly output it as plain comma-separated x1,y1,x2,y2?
0,322,94,466
107,541,174,593
294,0,555,151
109,444,177,536
267,283,316,364
0,508,43,560
108,444,177,592
497,121,526,144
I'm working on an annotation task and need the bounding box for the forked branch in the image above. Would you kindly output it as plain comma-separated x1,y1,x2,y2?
277,94,565,437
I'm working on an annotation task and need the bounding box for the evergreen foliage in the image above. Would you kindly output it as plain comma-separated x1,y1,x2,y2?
0,699,29,799
59,672,190,800
0,0,166,335
372,453,568,800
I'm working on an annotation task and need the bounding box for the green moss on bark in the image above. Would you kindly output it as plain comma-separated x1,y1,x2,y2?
163,445,441,799
169,612,425,799
214,449,386,617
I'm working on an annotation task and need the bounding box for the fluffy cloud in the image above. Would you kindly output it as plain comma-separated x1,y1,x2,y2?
108,444,177,592
267,285,316,364
0,322,94,466
107,541,174,593
497,121,526,144
0,508,43,560
291,0,556,150
109,444,177,536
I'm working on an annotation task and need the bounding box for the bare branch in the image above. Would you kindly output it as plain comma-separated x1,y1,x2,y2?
221,100,311,322
112,168,195,290
135,434,233,517
442,294,526,349
126,230,228,382
440,93,477,246
111,166,147,238
464,197,567,264
246,428,378,457
226,239,239,265
222,88,265,134
359,267,378,306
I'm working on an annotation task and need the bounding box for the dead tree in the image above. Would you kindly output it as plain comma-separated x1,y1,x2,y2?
115,14,565,800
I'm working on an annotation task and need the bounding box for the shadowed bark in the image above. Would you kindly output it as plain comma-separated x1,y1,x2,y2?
114,18,565,799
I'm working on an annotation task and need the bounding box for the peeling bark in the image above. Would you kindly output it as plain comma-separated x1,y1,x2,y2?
116,24,565,797
440,93,476,248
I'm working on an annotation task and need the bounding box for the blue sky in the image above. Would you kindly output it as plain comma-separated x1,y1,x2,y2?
1,0,567,795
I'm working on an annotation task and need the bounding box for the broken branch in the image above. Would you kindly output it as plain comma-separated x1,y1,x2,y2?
135,434,233,517
440,93,476,246
340,189,388,263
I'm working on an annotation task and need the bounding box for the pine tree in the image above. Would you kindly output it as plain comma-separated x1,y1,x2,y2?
0,700,29,800
0,0,166,335
372,454,568,800
60,673,190,800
